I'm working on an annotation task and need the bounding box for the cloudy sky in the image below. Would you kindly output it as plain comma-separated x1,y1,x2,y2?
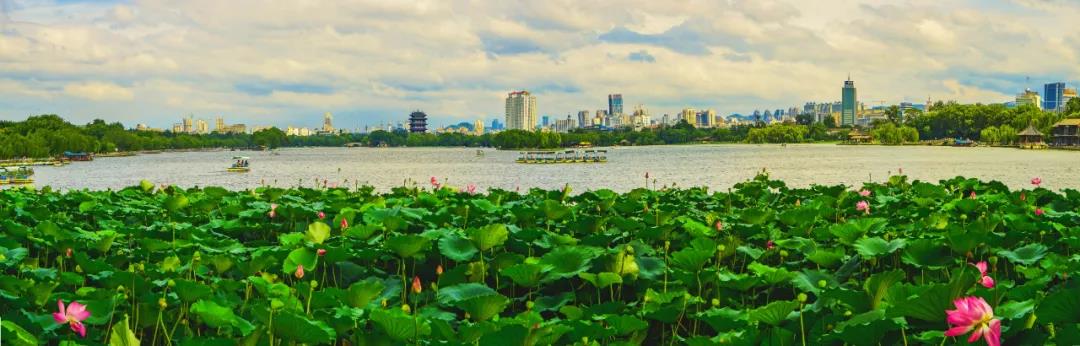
2,0,1079,129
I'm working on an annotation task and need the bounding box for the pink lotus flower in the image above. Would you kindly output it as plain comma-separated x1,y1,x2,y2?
340,218,349,229
436,265,444,276
412,276,422,294
295,264,305,279
715,220,723,232
1031,177,1041,187
466,184,477,194
269,203,278,219
766,240,775,250
317,211,326,220
856,200,870,214
973,261,995,288
430,176,440,189
1035,208,1044,216
317,249,327,257
1020,192,1026,202
53,299,90,338
858,189,871,197
970,191,977,199
944,296,1001,346
66,248,73,258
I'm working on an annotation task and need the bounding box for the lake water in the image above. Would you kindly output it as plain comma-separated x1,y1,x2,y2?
22,145,1080,192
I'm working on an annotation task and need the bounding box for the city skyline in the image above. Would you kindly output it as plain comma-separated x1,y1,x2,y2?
2,0,1080,128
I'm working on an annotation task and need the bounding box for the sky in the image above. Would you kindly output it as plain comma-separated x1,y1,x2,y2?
1,0,1080,129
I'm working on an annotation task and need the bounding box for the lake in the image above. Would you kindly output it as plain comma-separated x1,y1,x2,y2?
23,145,1080,192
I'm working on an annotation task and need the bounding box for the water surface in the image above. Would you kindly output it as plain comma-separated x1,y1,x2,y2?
27,145,1080,192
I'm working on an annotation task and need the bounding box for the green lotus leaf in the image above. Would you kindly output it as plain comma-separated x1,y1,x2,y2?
439,233,479,261
175,279,213,303
1035,288,1080,324
863,270,904,310
456,293,509,322
468,224,508,252
1,320,38,346
437,283,497,305
853,237,905,259
542,199,571,221
108,314,139,346
578,272,622,288
539,246,600,282
606,314,648,335
748,300,798,326
346,277,385,308
998,243,1048,266
282,248,317,274
806,247,846,267
500,262,547,287
670,248,714,271
272,310,337,343
305,221,331,244
900,239,952,269
164,194,189,211
190,300,255,336
386,234,432,259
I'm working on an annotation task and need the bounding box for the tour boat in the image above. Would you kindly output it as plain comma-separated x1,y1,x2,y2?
3,167,35,184
227,156,251,172
516,149,607,164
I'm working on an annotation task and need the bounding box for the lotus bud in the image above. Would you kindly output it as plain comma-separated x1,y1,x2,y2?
1040,230,1047,236
464,312,471,319
117,285,126,293
436,265,444,276
664,241,671,251
988,256,998,265
797,293,808,303
625,245,634,254
75,265,83,273
158,297,168,309
718,244,726,252
826,324,834,331
412,276,422,294
430,283,437,291
401,304,411,313
526,301,535,310
381,299,388,308
128,264,135,272
711,298,720,306
317,249,327,257
779,250,789,258
960,214,968,220
181,319,188,325
66,248,73,258
192,251,202,262
310,280,318,289
817,279,827,288
167,279,176,287
844,310,852,317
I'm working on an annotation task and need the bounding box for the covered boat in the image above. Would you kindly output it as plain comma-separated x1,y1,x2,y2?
227,156,251,172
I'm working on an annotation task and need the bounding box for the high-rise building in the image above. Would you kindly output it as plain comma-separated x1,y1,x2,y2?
490,119,504,131
323,112,334,132
680,108,697,127
182,116,193,133
608,94,623,116
630,105,650,128
696,109,716,128
842,77,857,127
215,117,225,132
1044,82,1065,111
1065,88,1078,109
196,119,209,134
577,110,590,129
1017,89,1042,110
172,123,183,133
541,116,550,127
408,111,428,133
505,91,537,131
473,120,485,135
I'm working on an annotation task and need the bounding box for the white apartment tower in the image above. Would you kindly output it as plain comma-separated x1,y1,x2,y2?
504,91,537,131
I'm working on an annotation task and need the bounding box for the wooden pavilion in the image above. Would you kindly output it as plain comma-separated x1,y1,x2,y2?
1017,124,1046,149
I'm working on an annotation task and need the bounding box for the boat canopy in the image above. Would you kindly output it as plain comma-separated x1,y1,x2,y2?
232,156,250,160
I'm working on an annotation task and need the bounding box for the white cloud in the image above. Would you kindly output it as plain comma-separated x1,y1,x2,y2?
63,81,134,101
0,0,1078,127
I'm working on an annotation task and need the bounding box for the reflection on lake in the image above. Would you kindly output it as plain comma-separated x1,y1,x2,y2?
25,145,1080,191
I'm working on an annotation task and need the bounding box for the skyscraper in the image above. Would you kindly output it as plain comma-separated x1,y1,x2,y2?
215,117,225,132
841,77,857,127
1044,82,1067,112
182,116,193,133
474,120,485,135
608,94,623,116
577,110,590,129
505,91,537,131
541,115,550,127
323,112,334,132
680,108,697,127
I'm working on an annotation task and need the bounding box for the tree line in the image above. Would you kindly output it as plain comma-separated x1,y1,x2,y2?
3,100,1079,159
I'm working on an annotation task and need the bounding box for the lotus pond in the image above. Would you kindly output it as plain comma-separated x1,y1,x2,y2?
1,174,1078,345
